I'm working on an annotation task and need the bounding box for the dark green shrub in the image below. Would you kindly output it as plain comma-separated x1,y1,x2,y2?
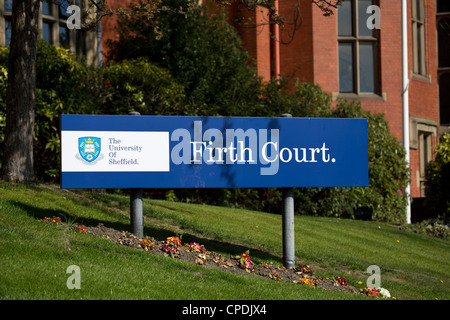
331,100,410,223
34,40,96,181
100,57,188,115
107,0,261,116
252,78,333,118
245,81,409,222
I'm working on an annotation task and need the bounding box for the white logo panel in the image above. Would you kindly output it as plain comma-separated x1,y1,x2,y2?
62,131,170,172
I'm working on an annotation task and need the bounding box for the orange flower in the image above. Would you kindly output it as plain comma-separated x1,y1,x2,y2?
166,236,182,247
242,252,251,261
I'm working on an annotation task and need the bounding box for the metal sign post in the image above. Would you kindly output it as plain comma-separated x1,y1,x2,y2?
129,111,143,238
130,188,143,238
282,187,295,269
281,114,295,269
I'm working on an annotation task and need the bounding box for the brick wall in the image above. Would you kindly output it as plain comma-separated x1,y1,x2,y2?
278,0,314,83
229,4,272,82
100,0,132,62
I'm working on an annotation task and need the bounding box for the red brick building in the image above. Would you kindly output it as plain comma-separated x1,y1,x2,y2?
226,0,448,219
99,0,447,220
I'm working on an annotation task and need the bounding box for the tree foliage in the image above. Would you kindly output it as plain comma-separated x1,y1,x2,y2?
100,57,188,115
107,0,262,116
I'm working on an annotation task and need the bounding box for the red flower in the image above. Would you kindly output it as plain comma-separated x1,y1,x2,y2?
335,276,348,286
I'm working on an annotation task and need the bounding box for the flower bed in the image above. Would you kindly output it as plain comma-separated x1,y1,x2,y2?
47,221,395,299
38,216,62,225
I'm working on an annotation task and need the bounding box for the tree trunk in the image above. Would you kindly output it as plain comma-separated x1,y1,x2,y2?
1,0,41,182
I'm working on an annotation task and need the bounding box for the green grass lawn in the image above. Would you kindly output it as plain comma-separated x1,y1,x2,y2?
0,182,448,300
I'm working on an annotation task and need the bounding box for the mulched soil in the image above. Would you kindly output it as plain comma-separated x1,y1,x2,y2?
83,223,360,295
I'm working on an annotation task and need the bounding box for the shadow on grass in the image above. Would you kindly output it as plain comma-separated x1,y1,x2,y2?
7,200,128,233
7,199,284,265
157,228,283,265
141,217,284,265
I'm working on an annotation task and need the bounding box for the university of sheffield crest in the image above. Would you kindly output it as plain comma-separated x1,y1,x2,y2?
78,137,101,162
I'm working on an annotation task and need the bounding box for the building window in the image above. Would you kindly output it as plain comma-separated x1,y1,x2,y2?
439,73,450,126
76,29,86,58
437,0,450,14
438,1,450,127
42,21,53,44
412,0,426,76
40,1,72,48
59,25,70,48
42,0,52,16
418,131,432,196
338,0,380,95
438,18,450,68
1,0,95,63
59,0,71,19
410,116,437,197
5,18,11,47
3,0,13,47
4,0,12,12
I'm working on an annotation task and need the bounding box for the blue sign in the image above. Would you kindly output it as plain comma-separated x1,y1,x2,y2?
61,115,368,189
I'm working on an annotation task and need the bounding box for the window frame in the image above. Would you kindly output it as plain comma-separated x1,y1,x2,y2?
4,0,12,12
411,0,427,76
75,29,87,58
337,0,381,96
1,0,96,64
4,17,11,47
59,23,70,48
418,129,433,197
42,20,54,44
409,116,437,197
